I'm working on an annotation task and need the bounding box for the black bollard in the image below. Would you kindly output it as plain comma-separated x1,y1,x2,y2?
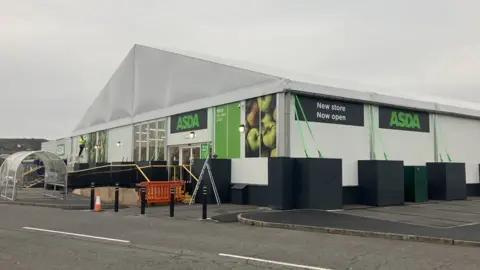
90,182,95,210
140,185,146,215
169,186,175,218
114,183,119,212
202,184,207,220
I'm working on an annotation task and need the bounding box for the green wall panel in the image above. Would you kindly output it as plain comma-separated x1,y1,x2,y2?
214,102,241,159
404,166,428,203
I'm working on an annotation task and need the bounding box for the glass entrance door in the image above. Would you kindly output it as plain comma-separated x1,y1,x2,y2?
179,145,201,193
192,146,200,160
180,147,191,165
179,145,201,165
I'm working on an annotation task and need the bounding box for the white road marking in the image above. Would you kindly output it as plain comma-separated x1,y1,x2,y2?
218,253,332,270
22,227,130,243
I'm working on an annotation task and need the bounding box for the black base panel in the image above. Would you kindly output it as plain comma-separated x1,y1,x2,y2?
343,186,360,205
293,158,343,210
427,162,466,201
69,162,140,189
467,183,480,196
268,157,294,210
358,160,405,206
246,185,269,207
231,185,248,205
192,159,232,204
342,184,479,206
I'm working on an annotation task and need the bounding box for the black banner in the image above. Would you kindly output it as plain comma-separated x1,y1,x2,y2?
379,107,430,133
295,95,364,126
170,109,208,134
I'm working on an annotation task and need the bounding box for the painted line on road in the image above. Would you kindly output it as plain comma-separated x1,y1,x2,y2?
22,227,130,243
218,253,332,270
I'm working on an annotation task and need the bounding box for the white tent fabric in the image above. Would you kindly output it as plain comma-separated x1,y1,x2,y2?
72,45,286,135
73,44,480,136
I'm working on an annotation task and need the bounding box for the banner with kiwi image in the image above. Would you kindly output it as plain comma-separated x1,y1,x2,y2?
96,130,108,163
245,94,277,158
84,132,96,163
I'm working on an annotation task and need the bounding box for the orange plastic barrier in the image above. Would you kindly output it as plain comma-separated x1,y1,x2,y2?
138,181,185,204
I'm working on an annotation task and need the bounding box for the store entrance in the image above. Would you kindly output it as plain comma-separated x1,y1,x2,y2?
168,145,201,193
180,146,201,166
181,145,201,195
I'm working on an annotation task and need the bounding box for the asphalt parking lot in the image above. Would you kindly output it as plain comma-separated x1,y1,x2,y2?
2,203,480,269
341,198,480,228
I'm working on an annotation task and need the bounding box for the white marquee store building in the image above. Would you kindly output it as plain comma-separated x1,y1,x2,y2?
43,44,480,205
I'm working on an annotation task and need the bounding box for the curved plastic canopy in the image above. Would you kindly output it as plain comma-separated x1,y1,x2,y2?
0,151,67,201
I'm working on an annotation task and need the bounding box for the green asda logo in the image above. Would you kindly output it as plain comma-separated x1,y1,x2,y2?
176,114,200,131
389,111,420,129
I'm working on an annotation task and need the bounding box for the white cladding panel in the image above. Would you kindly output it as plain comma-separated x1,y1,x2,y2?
373,106,435,166
41,141,57,153
167,108,213,146
108,125,134,162
437,115,480,184
231,158,268,185
54,138,72,159
289,96,370,186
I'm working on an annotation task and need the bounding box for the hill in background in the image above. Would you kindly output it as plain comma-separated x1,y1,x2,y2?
0,138,47,155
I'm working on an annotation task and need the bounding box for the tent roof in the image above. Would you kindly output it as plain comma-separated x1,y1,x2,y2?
72,44,480,136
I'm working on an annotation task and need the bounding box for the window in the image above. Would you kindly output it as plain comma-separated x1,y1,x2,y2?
133,119,167,162
140,123,147,161
148,122,156,161
156,120,166,160
134,125,140,162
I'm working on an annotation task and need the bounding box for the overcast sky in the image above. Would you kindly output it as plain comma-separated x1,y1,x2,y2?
1,0,479,139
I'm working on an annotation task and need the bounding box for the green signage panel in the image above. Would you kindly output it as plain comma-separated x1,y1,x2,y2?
200,143,210,159
170,109,208,134
379,107,430,133
214,103,241,159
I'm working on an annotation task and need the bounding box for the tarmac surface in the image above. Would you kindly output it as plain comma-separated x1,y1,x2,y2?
240,198,480,244
2,203,480,269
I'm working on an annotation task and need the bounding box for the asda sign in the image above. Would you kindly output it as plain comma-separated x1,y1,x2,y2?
170,109,208,134
379,107,430,133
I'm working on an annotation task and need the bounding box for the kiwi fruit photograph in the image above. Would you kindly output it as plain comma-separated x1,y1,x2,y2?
85,133,96,163
97,131,108,163
245,95,277,158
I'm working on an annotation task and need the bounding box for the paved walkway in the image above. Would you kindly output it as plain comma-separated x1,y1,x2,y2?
120,203,267,222
239,199,480,245
0,188,117,209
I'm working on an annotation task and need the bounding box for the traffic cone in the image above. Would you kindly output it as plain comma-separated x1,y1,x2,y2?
94,194,102,212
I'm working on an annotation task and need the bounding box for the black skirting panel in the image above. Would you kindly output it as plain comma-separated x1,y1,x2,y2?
427,162,466,200
192,158,232,204
358,160,405,206
73,163,89,171
231,184,248,205
342,186,360,205
136,161,151,182
246,185,269,207
135,161,168,182
268,157,294,210
68,162,142,189
293,158,343,210
150,161,168,181
467,183,480,197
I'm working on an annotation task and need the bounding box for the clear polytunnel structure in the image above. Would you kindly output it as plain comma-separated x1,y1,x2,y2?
0,151,67,201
